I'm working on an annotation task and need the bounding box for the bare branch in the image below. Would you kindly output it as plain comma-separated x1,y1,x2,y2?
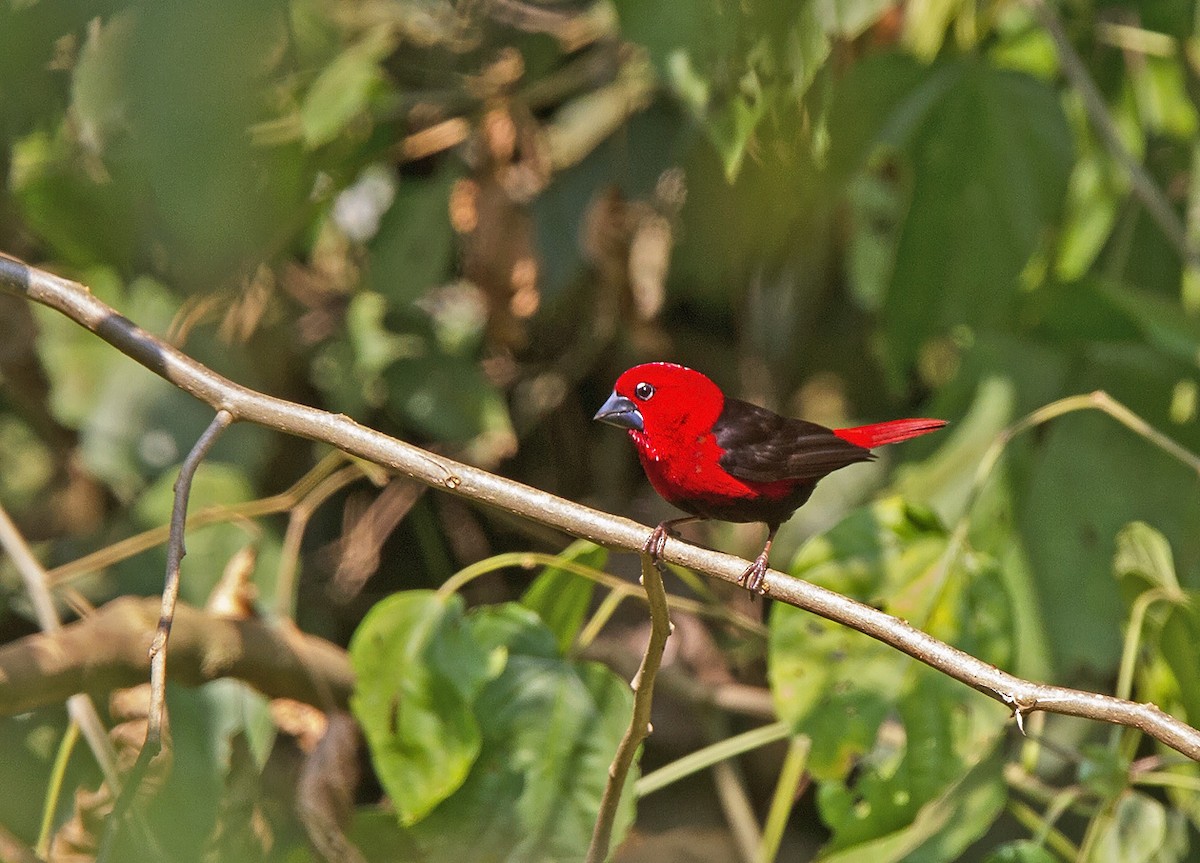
586,554,672,863
2,252,1199,762
148,409,234,749
0,596,354,716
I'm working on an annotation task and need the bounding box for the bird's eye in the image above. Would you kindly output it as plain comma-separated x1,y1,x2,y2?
634,382,655,400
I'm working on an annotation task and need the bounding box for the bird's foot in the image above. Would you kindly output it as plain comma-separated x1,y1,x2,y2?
737,554,771,596
643,522,674,565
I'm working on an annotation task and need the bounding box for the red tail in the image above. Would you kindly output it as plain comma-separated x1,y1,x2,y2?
832,418,947,449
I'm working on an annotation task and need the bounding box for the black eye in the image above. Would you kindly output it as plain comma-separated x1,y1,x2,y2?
634,382,655,400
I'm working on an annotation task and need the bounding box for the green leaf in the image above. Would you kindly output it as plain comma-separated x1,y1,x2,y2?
770,499,1012,780
409,603,636,863
1012,349,1200,672
367,164,459,307
817,742,1006,863
615,0,840,180
982,840,1059,863
884,60,1072,376
1115,526,1200,726
349,591,494,825
1114,522,1182,596
832,56,1072,376
300,27,393,147
468,601,560,661
1089,792,1168,863
521,540,605,653
1158,602,1200,726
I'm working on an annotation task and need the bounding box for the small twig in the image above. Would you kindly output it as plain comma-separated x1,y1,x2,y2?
585,554,673,863
1027,0,1200,270
100,410,233,860
274,464,367,619
147,409,234,748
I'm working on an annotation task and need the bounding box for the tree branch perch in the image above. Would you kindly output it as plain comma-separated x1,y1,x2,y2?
2,251,1199,762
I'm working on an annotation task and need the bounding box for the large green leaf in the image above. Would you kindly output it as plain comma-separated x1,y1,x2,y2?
349,591,495,825
885,60,1072,375
831,56,1073,377
770,499,1012,855
409,603,637,863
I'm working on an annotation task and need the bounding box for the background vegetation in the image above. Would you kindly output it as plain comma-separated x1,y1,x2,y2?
2,0,1200,860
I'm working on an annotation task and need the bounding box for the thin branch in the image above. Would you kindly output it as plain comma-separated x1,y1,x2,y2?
3,252,1200,761
148,409,234,749
1027,0,1200,269
586,553,672,863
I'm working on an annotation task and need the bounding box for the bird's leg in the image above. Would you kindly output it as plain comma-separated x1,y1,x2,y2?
738,525,778,595
644,517,704,566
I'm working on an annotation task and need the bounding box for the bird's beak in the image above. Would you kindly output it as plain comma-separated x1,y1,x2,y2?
593,391,644,432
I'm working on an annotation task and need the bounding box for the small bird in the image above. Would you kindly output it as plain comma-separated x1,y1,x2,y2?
594,362,946,594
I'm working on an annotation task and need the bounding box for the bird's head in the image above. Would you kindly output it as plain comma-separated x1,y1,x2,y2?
593,362,725,439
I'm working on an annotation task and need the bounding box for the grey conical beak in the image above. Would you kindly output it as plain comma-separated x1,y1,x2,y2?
593,391,644,431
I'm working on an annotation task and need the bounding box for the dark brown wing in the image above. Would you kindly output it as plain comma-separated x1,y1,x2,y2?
713,398,874,483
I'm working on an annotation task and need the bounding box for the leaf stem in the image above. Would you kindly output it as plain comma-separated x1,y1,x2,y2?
756,734,810,863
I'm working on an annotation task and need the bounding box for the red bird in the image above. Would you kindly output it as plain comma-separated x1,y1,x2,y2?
594,363,946,594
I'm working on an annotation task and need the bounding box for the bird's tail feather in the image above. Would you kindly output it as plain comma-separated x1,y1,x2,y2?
832,418,947,448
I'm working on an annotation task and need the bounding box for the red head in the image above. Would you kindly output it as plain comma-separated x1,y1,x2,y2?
594,362,725,448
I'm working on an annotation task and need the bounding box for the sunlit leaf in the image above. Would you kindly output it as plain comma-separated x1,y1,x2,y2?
1114,521,1182,596
1089,792,1169,863
409,603,636,863
350,591,494,825
300,27,393,147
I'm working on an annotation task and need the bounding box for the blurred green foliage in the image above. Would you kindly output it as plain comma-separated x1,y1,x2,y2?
3,0,1200,860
